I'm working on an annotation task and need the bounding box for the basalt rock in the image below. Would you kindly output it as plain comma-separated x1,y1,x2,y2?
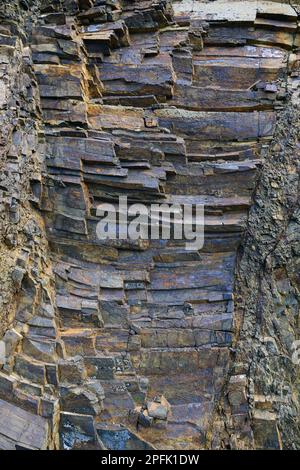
0,0,300,450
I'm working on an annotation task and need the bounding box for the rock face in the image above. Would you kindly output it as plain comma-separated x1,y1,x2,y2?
0,0,299,450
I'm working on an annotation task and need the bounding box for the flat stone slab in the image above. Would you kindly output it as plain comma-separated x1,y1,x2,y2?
0,398,49,450
97,424,154,450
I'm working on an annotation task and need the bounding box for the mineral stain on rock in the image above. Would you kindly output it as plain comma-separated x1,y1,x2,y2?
0,0,299,450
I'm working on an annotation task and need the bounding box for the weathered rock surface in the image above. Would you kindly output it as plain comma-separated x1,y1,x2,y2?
0,0,299,450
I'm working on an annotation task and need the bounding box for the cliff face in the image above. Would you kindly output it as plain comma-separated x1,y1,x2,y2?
0,0,299,450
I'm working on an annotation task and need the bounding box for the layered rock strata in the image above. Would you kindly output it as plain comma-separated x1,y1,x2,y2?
0,0,299,450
